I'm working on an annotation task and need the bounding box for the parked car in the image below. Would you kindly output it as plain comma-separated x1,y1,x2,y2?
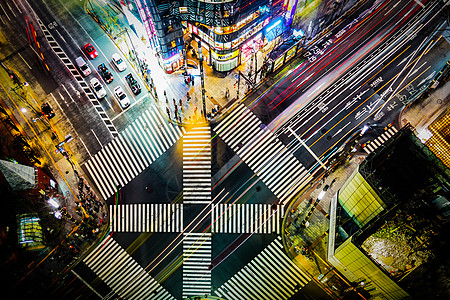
84,43,98,59
41,103,55,119
97,63,114,84
90,78,107,99
111,53,126,72
75,56,91,77
125,73,141,95
114,86,130,108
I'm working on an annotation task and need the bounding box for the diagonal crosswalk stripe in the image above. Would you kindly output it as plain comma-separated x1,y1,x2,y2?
83,107,184,200
83,237,175,299
214,104,312,203
214,236,310,300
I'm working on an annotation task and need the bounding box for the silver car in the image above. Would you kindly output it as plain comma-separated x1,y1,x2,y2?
75,56,91,77
114,86,130,108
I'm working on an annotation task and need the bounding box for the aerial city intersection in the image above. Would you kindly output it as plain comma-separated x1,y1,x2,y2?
0,0,449,299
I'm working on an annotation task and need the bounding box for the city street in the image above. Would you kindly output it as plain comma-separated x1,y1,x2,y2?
1,0,449,299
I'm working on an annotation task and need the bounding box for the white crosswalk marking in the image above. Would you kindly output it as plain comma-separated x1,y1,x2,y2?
109,204,183,232
211,204,284,234
83,107,185,200
183,127,211,204
83,237,175,299
363,126,398,154
214,104,312,203
214,236,310,300
183,233,212,299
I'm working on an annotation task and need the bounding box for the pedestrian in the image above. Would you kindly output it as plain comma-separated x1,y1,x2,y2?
191,75,194,85
174,104,178,112
186,92,191,102
173,98,176,106
179,98,182,107
166,107,170,118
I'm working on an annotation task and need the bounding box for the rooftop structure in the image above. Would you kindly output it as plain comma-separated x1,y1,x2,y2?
328,125,450,299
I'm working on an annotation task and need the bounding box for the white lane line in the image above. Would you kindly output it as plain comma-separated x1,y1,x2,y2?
0,4,11,21
414,0,425,8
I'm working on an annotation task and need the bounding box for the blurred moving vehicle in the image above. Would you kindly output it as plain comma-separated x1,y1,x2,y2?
75,56,91,77
98,63,114,84
125,73,141,95
114,86,130,108
111,53,127,72
90,78,107,99
84,43,98,59
41,103,55,119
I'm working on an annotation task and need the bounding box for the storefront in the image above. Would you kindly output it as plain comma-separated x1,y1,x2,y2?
160,50,184,74
211,49,240,72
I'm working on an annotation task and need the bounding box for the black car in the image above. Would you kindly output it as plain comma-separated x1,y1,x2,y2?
98,63,114,84
41,103,55,119
125,73,141,95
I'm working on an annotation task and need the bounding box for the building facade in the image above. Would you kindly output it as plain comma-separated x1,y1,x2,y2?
327,126,450,299
127,0,285,72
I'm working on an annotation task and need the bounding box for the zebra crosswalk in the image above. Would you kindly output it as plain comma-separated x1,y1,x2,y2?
109,204,183,232
214,236,310,300
211,204,283,234
363,126,398,154
183,127,211,205
83,107,185,200
83,237,174,299
183,233,212,299
214,104,312,204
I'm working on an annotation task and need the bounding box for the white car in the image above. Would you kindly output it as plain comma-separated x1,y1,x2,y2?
90,77,107,99
114,86,130,108
111,53,127,72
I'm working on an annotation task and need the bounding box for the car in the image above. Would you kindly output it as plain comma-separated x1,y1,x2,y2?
97,63,114,84
114,86,130,108
90,78,107,99
125,73,141,95
75,56,91,77
41,103,55,119
84,43,98,59
111,53,126,72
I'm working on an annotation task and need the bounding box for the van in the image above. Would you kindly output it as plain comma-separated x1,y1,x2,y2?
75,57,91,77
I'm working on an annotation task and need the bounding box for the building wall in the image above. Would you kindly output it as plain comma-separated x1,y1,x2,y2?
338,167,386,227
131,0,279,71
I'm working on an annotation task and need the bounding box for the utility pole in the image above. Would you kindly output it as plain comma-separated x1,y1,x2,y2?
237,71,241,101
198,40,206,117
